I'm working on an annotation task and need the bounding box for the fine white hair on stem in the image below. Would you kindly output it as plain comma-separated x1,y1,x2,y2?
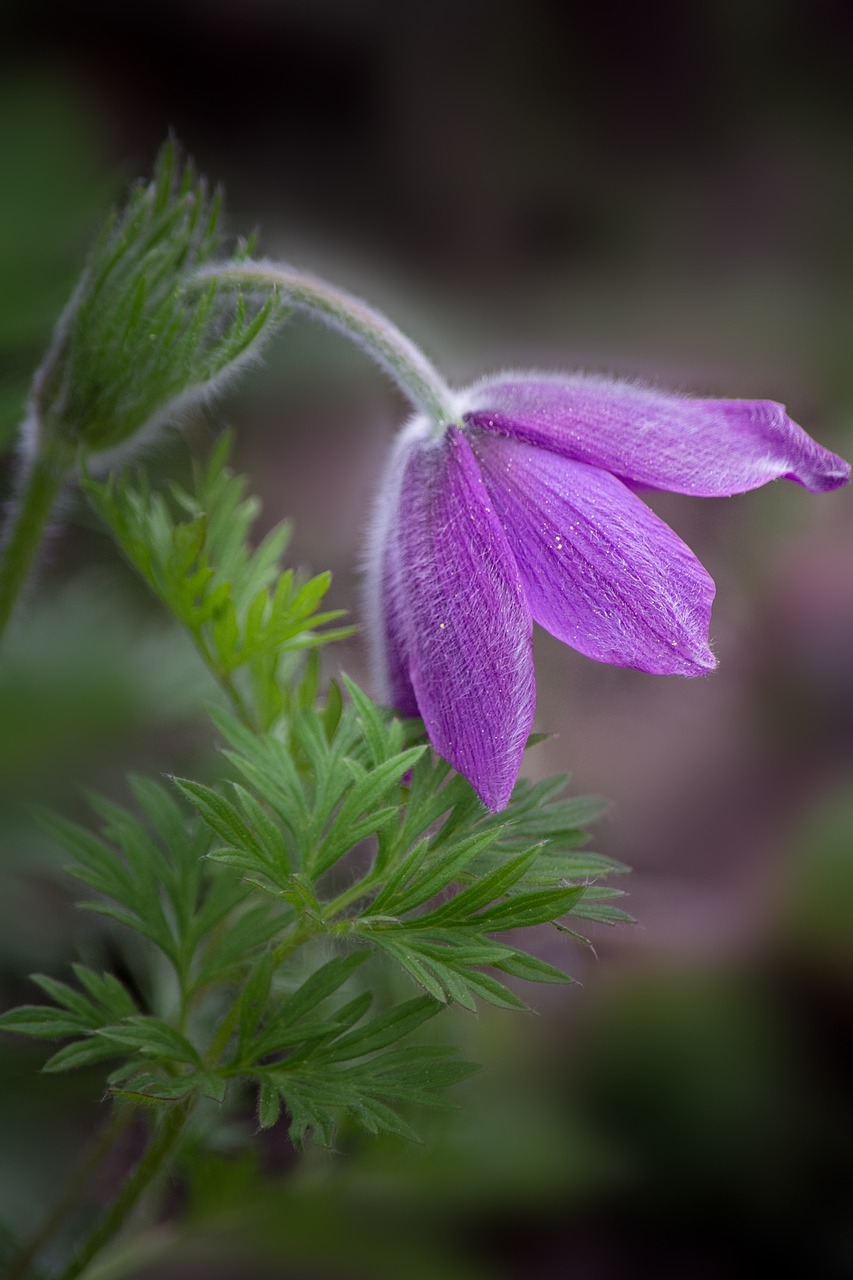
195,259,461,431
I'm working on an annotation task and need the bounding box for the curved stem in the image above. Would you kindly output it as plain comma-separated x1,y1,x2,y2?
198,260,458,429
54,1101,193,1280
0,437,73,641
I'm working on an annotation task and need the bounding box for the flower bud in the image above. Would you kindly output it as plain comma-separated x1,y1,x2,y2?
29,141,284,464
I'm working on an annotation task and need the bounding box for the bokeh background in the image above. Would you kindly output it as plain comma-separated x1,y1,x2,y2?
1,1,852,1276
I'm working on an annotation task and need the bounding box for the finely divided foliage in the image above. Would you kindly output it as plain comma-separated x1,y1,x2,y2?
12,138,847,1277
85,433,352,730
0,445,627,1148
31,140,285,456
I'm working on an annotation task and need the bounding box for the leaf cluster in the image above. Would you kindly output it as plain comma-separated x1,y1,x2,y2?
234,953,475,1146
31,139,286,455
0,778,473,1145
0,677,626,1144
1,439,628,1148
85,434,351,729
2,777,283,1071
182,681,629,1015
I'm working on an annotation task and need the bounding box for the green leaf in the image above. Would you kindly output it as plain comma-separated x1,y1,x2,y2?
95,1016,202,1066
87,435,347,733
257,1079,282,1129
366,937,450,1005
264,953,368,1033
231,783,290,869
109,1072,200,1103
316,997,440,1063
340,674,395,766
505,850,628,885
322,680,344,739
42,1038,125,1073
271,1035,479,1147
471,885,586,930
414,848,543,925
370,827,505,917
311,747,422,875
38,811,134,905
249,1002,373,1063
192,901,286,989
443,968,527,1011
172,778,269,862
493,951,572,984
70,965,139,1020
366,930,532,1011
0,1006,90,1038
198,1072,228,1103
210,708,310,850
570,900,634,924
237,950,273,1055
29,974,101,1023
281,1088,336,1149
348,1097,422,1143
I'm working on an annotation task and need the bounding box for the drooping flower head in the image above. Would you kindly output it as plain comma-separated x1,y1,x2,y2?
366,374,849,812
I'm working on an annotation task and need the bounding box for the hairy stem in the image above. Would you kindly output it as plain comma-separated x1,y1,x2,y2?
0,436,73,640
54,1101,193,1280
323,876,380,921
198,261,458,430
272,924,317,967
191,628,257,731
5,1107,135,1280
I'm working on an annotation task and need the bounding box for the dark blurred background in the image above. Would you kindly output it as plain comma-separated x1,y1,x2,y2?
1,1,852,1277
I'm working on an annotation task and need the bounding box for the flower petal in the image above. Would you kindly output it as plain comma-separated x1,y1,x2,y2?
469,427,717,676
464,373,850,496
392,424,535,811
376,535,420,717
364,420,423,717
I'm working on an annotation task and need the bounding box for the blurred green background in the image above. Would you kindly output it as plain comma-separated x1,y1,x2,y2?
1,1,852,1276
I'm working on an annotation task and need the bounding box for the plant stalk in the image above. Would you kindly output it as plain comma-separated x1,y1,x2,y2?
4,1107,135,1280
198,261,458,430
0,436,73,640
54,1101,193,1280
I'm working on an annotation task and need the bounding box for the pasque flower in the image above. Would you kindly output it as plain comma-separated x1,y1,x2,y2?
366,373,849,812
206,264,848,814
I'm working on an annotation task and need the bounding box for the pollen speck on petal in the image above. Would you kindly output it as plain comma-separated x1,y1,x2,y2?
470,427,717,676
367,422,535,812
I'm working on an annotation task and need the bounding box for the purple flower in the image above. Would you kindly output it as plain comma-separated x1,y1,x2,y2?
366,373,849,812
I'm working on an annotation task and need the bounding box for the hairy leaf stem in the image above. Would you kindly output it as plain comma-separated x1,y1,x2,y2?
323,876,380,921
0,437,74,641
272,924,316,967
199,261,459,431
53,1100,193,1280
5,1106,136,1280
191,627,257,731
